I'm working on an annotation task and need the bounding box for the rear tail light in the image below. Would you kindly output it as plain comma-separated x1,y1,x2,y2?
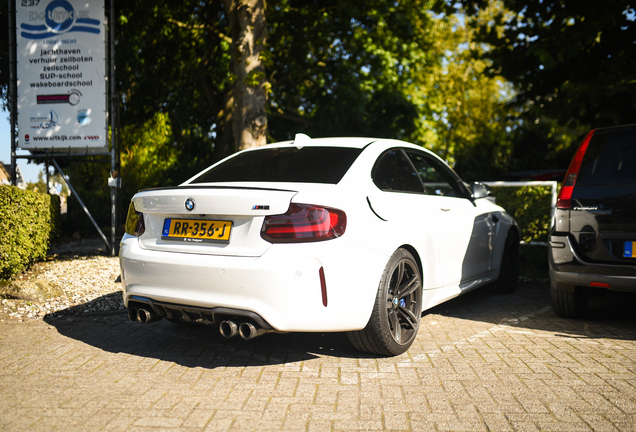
125,202,145,236
557,130,595,209
261,203,346,243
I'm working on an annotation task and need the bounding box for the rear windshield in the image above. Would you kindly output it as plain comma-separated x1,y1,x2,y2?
190,146,362,184
578,128,636,186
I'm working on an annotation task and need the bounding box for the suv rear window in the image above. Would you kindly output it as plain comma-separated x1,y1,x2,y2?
190,147,362,184
577,128,636,186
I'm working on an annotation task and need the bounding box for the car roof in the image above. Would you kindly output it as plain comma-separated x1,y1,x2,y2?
262,136,380,150
238,136,442,163
258,136,438,154
593,123,636,133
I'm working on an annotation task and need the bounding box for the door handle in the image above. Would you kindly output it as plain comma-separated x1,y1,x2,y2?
440,208,451,212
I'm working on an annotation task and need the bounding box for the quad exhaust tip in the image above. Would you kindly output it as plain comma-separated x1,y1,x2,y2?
219,320,267,340
128,308,268,340
128,306,162,324
137,308,154,324
219,320,238,338
238,321,267,340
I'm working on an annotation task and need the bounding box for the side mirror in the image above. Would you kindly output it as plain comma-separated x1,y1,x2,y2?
470,182,491,199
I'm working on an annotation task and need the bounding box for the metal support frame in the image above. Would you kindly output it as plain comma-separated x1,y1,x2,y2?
14,152,111,159
7,0,119,257
50,158,112,252
109,0,118,257
45,160,50,193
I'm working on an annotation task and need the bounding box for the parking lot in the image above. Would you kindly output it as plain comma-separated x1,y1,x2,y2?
1,277,635,431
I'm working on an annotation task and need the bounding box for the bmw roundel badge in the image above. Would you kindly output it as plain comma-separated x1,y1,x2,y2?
185,198,196,211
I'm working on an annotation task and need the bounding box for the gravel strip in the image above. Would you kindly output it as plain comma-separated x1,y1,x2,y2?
1,255,123,322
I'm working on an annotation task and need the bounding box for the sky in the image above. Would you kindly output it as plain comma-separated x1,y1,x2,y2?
1,109,44,184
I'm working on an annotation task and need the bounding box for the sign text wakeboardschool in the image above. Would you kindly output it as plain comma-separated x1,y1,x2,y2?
16,0,106,150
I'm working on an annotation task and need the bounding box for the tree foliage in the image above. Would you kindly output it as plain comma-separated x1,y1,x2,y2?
265,0,434,141
415,7,517,180
120,112,179,197
446,0,636,128
115,0,439,155
116,0,228,174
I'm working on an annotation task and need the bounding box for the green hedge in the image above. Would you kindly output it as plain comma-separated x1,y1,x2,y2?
0,186,61,280
490,185,553,280
490,185,553,243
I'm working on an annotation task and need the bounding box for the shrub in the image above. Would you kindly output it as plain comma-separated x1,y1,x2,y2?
490,185,553,281
0,186,60,280
490,185,552,244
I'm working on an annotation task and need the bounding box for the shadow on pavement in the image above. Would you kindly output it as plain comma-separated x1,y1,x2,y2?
42,281,636,369
44,304,367,369
428,280,636,341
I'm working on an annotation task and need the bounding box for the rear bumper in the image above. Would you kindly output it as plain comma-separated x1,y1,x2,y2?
549,234,636,292
119,233,388,332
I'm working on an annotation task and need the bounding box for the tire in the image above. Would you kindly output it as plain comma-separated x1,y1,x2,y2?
550,280,588,318
348,248,422,356
491,230,520,294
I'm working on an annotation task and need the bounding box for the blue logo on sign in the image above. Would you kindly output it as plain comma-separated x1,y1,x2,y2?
76,109,90,125
42,110,59,129
20,0,101,39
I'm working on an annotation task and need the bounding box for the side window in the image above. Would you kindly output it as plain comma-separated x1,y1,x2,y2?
372,150,425,193
405,150,467,198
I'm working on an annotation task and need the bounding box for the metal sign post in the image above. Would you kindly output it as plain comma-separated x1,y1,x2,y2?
8,0,17,186
109,0,117,256
10,0,119,256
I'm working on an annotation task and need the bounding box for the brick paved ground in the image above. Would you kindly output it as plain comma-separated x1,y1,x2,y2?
1,280,635,431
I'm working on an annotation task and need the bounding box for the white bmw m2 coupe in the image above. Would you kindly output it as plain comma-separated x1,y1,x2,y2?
120,135,519,356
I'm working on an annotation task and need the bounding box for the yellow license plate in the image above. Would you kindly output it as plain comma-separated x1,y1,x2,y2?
162,219,232,243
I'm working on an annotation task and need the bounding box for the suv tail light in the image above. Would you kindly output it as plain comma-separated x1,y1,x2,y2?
261,203,346,243
557,130,595,209
125,202,145,236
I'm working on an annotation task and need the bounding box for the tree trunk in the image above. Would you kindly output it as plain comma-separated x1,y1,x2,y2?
197,49,232,161
216,89,236,161
224,0,268,152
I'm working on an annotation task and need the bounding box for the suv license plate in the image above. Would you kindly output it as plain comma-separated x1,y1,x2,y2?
624,241,635,258
162,219,232,243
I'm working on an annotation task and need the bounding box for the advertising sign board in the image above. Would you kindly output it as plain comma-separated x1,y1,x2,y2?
16,0,106,150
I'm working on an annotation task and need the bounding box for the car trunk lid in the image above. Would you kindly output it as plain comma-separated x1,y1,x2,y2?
571,185,636,263
132,186,297,257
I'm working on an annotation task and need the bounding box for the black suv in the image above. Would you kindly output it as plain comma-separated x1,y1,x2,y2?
549,124,636,317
